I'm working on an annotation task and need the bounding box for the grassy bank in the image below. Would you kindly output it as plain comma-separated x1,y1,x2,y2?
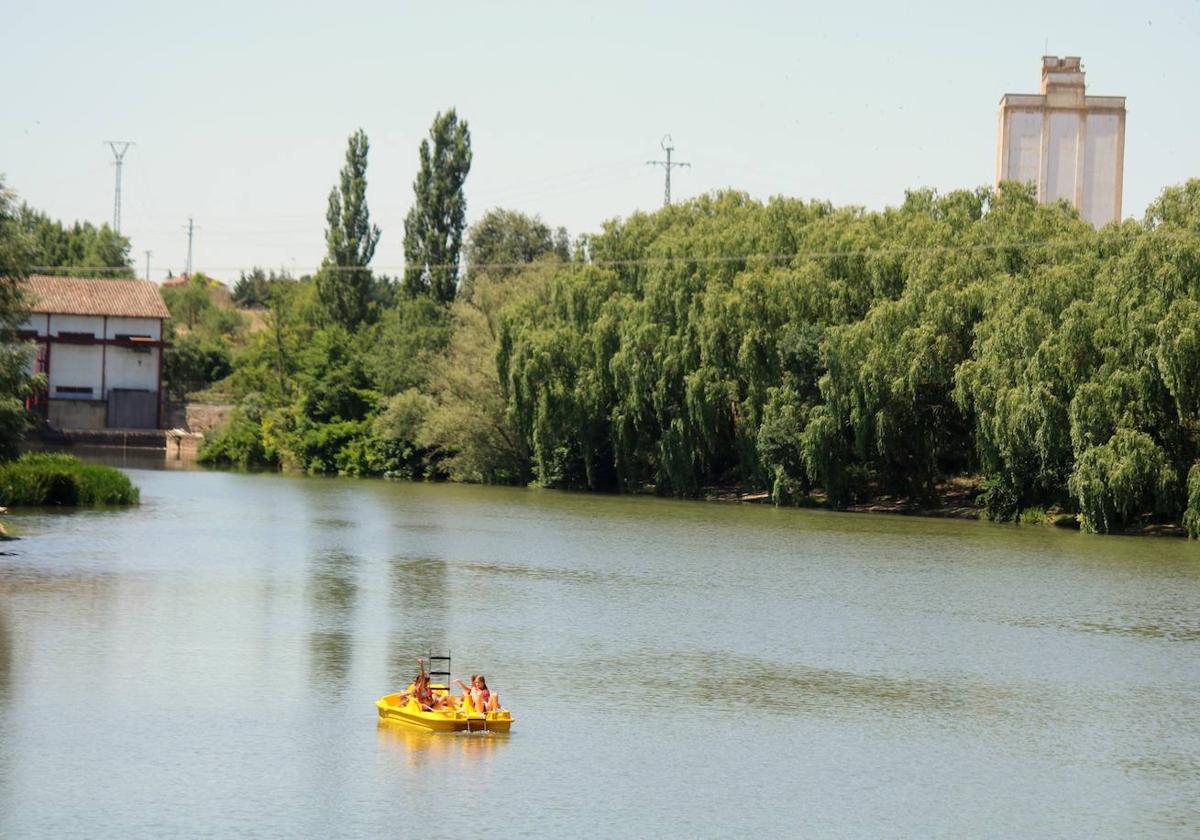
0,453,139,506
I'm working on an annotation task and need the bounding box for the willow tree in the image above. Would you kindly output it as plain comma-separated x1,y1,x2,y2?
403,109,472,303
316,129,380,329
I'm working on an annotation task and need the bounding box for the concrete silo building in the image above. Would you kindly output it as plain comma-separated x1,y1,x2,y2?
995,56,1126,227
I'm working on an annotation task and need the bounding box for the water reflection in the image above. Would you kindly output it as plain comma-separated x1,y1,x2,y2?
388,556,449,612
1008,616,1200,642
385,556,450,687
1077,620,1200,642
578,649,1022,722
0,607,11,827
0,607,12,704
44,444,198,471
306,551,360,695
376,719,508,772
459,560,650,588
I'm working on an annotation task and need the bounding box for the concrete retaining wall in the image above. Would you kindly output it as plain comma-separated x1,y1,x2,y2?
48,399,107,430
163,402,233,434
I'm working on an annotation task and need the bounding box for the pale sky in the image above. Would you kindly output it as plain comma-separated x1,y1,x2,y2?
3,0,1198,281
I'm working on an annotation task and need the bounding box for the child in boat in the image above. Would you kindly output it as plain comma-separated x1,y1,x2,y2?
453,674,500,713
399,659,444,711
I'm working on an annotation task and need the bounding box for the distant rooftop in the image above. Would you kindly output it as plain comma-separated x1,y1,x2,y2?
22,275,171,319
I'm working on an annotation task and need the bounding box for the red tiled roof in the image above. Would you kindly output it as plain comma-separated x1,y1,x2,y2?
22,275,171,319
162,275,189,287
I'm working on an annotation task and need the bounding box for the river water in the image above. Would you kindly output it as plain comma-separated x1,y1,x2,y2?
0,464,1197,838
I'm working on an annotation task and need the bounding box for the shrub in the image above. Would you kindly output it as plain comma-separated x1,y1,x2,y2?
978,476,1021,521
196,409,278,469
0,453,139,506
1068,430,1176,534
164,334,233,399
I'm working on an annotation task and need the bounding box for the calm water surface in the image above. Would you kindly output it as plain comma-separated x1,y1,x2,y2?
1,464,1198,838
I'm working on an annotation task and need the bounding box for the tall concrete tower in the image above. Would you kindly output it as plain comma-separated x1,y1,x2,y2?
996,56,1126,227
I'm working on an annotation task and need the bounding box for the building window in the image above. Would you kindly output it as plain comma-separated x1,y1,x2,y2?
57,331,96,340
55,386,94,396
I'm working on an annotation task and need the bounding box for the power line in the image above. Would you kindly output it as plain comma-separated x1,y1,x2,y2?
646,135,690,206
25,230,1199,278
104,140,134,233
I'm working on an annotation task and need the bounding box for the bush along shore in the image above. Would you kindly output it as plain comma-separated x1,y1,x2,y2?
0,454,139,506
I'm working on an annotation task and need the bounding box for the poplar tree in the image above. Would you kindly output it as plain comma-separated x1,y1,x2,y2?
316,129,380,329
403,110,472,303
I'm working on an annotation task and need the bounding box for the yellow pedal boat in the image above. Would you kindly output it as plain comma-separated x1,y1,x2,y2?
376,684,514,733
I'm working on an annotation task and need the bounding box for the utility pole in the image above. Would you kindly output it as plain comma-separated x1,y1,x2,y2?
104,141,134,233
184,216,195,276
646,134,690,206
144,249,152,281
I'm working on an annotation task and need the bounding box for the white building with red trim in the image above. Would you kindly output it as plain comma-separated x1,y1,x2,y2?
19,275,171,430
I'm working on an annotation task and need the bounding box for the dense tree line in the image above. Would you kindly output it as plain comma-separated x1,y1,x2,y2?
192,118,1200,537
482,182,1200,535
6,125,1198,539
15,205,131,276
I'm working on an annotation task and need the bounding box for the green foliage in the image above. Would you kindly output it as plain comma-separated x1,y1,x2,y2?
161,277,211,329
199,169,1200,536
756,385,811,503
404,110,472,303
373,389,435,478
1068,430,1177,534
196,404,279,469
316,129,381,329
480,180,1200,536
0,178,35,459
1144,180,1200,231
800,405,853,506
1185,464,1200,539
0,453,139,505
233,267,292,308
161,273,246,344
16,204,132,276
0,397,29,461
0,184,35,279
163,334,232,399
463,208,566,294
368,296,450,396
1015,506,1052,525
416,271,538,483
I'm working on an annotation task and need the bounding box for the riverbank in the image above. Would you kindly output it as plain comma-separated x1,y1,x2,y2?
45,442,1199,539
701,474,1193,538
